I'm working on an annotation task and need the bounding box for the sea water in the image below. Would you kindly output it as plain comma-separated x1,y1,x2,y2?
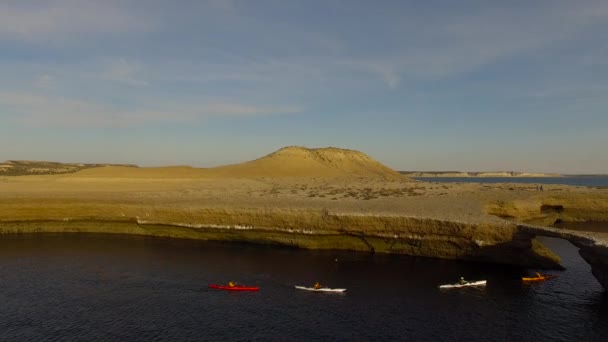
0,233,605,341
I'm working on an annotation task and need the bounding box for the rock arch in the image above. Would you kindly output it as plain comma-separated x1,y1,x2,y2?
518,224,608,290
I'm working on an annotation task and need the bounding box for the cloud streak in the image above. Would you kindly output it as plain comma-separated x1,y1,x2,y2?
0,92,302,127
98,59,149,86
333,1,608,86
0,0,151,41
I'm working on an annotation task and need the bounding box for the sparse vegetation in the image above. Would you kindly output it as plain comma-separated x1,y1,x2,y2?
0,160,137,176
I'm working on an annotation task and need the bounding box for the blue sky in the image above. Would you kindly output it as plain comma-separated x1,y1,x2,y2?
1,0,607,173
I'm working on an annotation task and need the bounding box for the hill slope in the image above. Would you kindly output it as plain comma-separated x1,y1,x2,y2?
210,146,404,179
67,166,208,179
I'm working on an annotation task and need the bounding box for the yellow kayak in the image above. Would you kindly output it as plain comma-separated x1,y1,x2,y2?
522,273,558,282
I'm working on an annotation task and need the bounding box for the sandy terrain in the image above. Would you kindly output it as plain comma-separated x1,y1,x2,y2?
0,146,606,225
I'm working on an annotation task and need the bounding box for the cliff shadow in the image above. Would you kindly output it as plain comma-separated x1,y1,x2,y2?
472,231,564,270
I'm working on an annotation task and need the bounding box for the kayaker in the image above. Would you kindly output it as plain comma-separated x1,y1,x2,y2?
228,281,235,287
459,277,467,285
535,272,542,278
314,282,321,289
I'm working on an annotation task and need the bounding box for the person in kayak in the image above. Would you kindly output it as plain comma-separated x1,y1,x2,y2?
228,281,236,287
314,282,321,289
535,272,543,278
459,277,468,285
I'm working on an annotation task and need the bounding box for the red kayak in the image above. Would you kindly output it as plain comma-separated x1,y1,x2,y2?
209,284,259,291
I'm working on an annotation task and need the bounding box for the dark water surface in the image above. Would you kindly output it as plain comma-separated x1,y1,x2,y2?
0,234,606,341
414,176,608,187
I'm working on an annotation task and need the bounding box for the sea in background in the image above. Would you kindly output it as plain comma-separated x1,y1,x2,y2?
413,175,608,187
0,233,606,341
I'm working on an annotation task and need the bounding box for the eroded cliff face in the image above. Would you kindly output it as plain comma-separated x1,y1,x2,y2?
486,194,608,226
578,244,608,290
0,208,561,269
489,194,608,290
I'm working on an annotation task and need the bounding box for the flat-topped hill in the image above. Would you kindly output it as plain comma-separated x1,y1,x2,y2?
210,146,404,179
61,146,405,179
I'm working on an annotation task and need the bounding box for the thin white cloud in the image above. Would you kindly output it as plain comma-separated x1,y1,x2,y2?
0,91,302,127
99,59,149,86
198,102,301,117
205,0,237,13
34,74,55,89
0,0,151,41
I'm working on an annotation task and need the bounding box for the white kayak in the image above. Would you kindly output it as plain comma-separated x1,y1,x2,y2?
295,286,346,293
438,280,487,289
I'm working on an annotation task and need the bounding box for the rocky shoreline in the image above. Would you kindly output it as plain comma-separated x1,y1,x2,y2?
0,210,562,270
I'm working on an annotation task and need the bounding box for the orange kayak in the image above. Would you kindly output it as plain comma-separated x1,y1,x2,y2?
522,274,558,282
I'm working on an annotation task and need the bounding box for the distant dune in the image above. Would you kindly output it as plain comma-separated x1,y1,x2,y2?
60,146,406,180
67,165,209,179
5,152,567,180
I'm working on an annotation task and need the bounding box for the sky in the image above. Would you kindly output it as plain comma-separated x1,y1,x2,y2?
1,0,607,173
